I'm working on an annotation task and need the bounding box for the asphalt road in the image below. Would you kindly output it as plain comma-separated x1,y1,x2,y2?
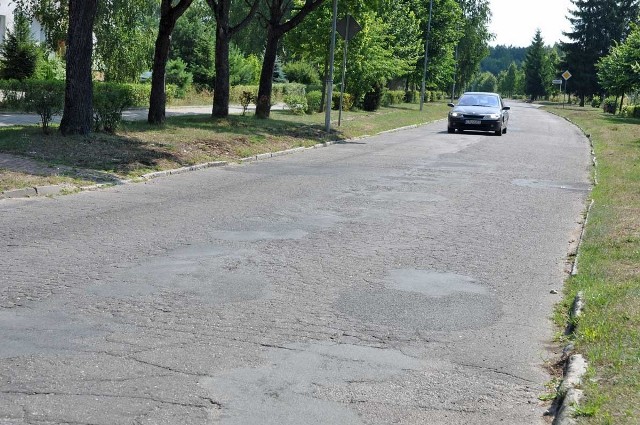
0,103,592,424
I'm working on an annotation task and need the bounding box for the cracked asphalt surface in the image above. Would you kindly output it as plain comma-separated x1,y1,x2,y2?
0,103,591,424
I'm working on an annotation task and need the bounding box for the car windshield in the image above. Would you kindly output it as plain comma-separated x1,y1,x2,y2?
458,95,499,107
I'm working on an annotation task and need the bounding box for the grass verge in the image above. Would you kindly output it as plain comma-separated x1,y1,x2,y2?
0,102,449,192
544,104,640,424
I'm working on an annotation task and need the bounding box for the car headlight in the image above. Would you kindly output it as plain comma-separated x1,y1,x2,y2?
450,112,462,118
486,113,500,119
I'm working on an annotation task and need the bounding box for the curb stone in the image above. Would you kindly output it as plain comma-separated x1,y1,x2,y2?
543,108,594,425
1,117,443,201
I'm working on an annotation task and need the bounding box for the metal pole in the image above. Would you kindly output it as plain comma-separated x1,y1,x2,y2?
338,18,349,127
325,0,338,133
420,0,434,111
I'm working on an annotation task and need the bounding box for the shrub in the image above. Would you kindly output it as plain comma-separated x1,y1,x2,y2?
284,93,307,114
405,90,418,103
229,83,305,105
239,91,253,115
23,80,65,134
332,92,354,111
93,83,133,133
0,79,25,110
306,90,322,113
621,104,640,118
590,96,602,108
382,90,405,106
363,83,383,111
166,58,193,98
603,96,618,114
283,61,320,85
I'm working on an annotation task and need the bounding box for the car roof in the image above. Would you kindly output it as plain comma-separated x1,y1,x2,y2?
462,92,500,97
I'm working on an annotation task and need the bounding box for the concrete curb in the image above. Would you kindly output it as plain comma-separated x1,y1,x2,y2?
1,117,443,201
542,108,594,425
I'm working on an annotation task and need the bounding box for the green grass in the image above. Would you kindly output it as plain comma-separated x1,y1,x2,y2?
0,102,449,192
545,104,640,424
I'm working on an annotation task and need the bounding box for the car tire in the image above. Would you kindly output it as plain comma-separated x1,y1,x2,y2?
503,127,507,134
495,129,502,136
447,127,455,133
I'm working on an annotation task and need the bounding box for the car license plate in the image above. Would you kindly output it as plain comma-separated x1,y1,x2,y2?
465,120,481,125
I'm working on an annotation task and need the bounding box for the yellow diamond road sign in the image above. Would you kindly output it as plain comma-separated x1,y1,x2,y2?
562,70,572,80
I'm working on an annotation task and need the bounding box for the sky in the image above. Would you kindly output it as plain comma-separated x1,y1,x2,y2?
487,0,573,47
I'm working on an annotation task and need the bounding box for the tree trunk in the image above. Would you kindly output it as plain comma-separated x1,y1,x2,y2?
148,17,174,124
255,31,279,119
319,52,328,112
148,0,194,125
59,0,97,136
212,22,231,118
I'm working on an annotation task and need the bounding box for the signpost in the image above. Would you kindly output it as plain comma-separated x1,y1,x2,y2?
562,70,572,108
336,15,361,126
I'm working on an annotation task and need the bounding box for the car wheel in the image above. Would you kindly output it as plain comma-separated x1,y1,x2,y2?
503,127,507,134
495,129,502,136
447,126,455,133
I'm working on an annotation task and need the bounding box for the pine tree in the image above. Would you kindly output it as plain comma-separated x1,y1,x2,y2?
561,0,640,105
0,11,39,80
523,30,551,101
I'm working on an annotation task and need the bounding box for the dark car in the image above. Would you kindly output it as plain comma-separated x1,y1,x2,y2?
447,92,510,136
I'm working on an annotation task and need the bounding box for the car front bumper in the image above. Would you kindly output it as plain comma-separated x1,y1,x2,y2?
448,117,502,132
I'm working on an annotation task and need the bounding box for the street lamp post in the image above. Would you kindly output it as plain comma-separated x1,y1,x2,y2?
420,0,434,111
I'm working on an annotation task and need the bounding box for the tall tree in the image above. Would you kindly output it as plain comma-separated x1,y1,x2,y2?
454,0,492,95
206,0,260,118
0,9,39,80
255,0,325,119
59,0,97,136
561,0,640,105
523,29,551,100
148,0,194,125
597,23,640,101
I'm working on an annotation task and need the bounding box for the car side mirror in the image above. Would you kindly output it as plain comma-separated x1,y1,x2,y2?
447,103,455,107
502,106,510,110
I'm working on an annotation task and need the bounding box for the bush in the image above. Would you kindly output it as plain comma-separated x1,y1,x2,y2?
283,61,320,85
284,93,307,115
166,58,193,98
590,96,603,108
332,92,354,111
603,96,618,114
0,12,39,80
381,90,405,106
23,80,65,134
363,83,383,111
93,82,134,133
229,83,305,105
239,91,253,115
405,90,418,103
305,90,322,113
621,104,640,118
0,79,25,110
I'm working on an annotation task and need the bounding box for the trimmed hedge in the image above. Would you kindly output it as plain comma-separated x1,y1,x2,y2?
229,83,306,105
621,104,640,118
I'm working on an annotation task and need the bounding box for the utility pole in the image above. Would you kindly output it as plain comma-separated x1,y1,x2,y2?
419,0,434,111
325,0,338,133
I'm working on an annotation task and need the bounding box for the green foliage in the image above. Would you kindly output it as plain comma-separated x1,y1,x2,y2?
93,0,157,83
93,82,138,133
454,0,492,95
23,80,65,134
381,90,406,106
481,45,526,75
621,104,640,118
332,92,354,111
229,83,305,104
239,91,253,115
284,93,307,114
305,90,322,113
0,79,26,110
475,71,497,92
523,29,552,100
283,61,320,85
597,24,640,98
0,11,39,80
561,0,639,103
602,96,618,114
33,50,65,80
363,82,383,111
591,96,602,108
170,1,215,89
229,45,259,86
166,58,193,98
272,56,287,83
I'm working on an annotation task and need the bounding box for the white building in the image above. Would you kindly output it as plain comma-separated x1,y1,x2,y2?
0,0,46,46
